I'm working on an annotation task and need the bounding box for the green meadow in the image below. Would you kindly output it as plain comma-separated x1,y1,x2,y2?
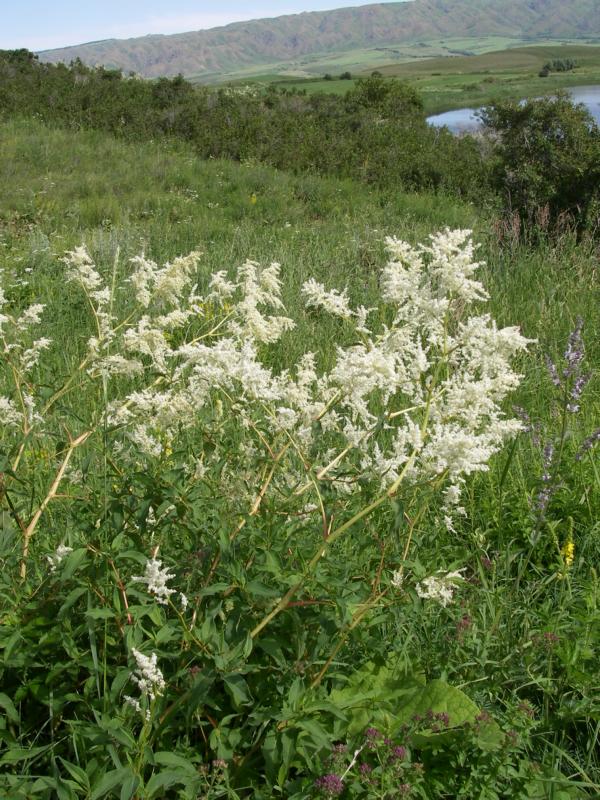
251,44,600,114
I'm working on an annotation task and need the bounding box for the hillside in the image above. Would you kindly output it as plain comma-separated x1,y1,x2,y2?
37,0,600,80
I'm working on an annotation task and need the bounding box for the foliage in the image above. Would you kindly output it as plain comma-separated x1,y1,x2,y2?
539,60,577,78
0,50,486,199
481,93,600,233
1,218,597,798
0,98,598,798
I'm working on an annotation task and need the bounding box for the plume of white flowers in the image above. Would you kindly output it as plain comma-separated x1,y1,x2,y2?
130,648,166,701
47,544,73,573
63,246,103,291
132,558,176,605
76,230,531,528
0,396,23,428
302,278,353,319
416,568,466,607
1,231,532,545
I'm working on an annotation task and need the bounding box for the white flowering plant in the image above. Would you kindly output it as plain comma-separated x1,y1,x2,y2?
0,230,536,796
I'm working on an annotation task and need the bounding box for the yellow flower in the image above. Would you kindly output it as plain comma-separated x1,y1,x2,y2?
560,537,575,568
250,193,257,205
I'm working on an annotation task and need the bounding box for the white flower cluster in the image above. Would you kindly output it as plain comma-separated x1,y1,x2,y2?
301,278,353,318
415,568,466,607
0,271,51,433
1,229,529,539
130,647,165,702
132,557,176,605
47,544,73,573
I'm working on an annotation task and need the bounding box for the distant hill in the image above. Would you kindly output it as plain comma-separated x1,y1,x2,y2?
38,0,600,80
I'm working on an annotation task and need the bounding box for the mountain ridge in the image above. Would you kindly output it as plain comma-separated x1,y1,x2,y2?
37,0,600,80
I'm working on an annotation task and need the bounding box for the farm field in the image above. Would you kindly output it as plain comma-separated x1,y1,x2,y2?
0,111,599,798
256,44,600,113
187,35,549,84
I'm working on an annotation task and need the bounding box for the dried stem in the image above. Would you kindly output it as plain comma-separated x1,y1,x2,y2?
20,429,91,579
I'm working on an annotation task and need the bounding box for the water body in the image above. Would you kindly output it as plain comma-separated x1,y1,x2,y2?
427,85,600,133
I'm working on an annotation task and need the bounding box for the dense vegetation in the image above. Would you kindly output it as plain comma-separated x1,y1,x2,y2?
0,51,484,198
0,39,599,800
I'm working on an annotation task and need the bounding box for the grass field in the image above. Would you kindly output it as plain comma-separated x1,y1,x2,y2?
229,43,600,115
0,117,599,797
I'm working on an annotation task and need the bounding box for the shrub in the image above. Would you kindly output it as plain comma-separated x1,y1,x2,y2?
481,93,600,234
0,231,537,795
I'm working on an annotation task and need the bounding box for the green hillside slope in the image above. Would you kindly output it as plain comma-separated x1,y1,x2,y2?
37,0,600,79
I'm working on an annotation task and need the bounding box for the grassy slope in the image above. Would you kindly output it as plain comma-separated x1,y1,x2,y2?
377,43,600,113
258,44,600,113
0,116,597,410
194,37,600,84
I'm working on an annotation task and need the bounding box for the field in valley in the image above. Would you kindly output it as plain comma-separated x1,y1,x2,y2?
251,43,600,114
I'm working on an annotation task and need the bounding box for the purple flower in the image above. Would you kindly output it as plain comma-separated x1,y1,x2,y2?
568,373,591,413
576,428,600,461
391,745,407,760
541,441,554,482
513,405,532,431
563,318,584,379
315,773,344,797
545,355,561,387
359,762,372,775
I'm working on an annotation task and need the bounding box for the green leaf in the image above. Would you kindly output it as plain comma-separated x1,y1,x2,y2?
0,745,48,764
0,692,19,723
60,548,88,582
58,758,89,789
110,669,132,703
119,774,139,800
223,673,251,709
330,659,502,744
2,630,23,665
91,767,136,800
145,770,188,797
85,607,116,622
393,678,479,726
153,752,197,773
58,587,87,620
296,717,331,750
245,580,280,598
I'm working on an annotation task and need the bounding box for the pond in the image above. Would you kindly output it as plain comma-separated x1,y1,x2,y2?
427,85,600,133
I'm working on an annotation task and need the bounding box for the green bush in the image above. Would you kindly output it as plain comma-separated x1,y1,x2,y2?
481,93,600,234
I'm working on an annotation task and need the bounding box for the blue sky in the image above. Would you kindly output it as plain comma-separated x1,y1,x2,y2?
1,1,401,52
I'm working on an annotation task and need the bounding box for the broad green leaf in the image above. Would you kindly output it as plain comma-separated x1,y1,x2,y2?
145,770,189,797
85,607,116,622
91,767,136,800
224,673,251,709
58,758,90,789
58,587,87,620
60,548,88,582
119,773,139,800
0,692,19,723
296,717,331,750
153,752,198,773
0,745,48,764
